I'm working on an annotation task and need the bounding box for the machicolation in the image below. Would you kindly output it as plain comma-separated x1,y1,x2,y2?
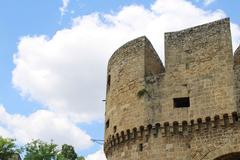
104,18,240,160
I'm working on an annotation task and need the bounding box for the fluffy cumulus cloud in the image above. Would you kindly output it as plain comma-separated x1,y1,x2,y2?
86,148,106,160
60,0,70,16
12,0,240,124
0,105,92,150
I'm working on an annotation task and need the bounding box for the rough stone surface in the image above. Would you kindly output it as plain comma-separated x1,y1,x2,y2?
104,18,240,160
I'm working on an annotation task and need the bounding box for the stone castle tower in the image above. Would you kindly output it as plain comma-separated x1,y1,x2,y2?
104,18,240,160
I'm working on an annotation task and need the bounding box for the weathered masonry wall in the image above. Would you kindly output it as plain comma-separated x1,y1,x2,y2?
105,113,240,160
105,37,164,139
156,18,235,124
234,45,240,112
104,18,240,160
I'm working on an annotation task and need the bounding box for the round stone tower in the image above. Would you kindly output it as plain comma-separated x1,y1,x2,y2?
104,36,164,159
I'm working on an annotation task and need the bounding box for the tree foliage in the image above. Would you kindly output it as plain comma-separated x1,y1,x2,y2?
57,144,77,160
0,136,22,160
0,137,86,160
24,139,58,160
77,156,85,160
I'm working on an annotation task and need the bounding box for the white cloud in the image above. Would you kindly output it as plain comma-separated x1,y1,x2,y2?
0,126,11,138
12,0,240,123
60,0,70,16
0,105,92,150
203,0,216,5
86,148,106,160
231,23,240,52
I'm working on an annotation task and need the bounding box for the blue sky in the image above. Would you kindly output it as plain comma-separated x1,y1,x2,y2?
0,0,239,159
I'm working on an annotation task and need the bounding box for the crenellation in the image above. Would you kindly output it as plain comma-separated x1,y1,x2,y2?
104,18,240,160
105,112,240,154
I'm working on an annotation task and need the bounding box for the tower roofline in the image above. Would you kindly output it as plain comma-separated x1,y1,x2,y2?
165,17,230,36
108,36,148,66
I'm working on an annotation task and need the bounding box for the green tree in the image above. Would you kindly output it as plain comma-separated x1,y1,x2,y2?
57,144,77,160
24,139,58,160
57,144,86,160
0,136,22,160
77,156,85,160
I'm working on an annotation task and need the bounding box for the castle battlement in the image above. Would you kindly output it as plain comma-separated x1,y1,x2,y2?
105,111,239,154
104,18,240,160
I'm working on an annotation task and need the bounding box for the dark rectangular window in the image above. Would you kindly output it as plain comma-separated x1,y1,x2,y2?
139,144,143,151
173,97,190,108
106,120,109,129
107,75,111,92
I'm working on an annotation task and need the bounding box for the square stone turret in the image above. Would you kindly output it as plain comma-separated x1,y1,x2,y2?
155,17,236,123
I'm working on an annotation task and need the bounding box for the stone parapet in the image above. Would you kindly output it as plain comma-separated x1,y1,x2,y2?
104,111,239,156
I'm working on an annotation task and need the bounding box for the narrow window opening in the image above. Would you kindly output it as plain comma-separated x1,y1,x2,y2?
185,63,189,70
174,97,190,108
113,126,117,133
232,112,238,122
139,144,143,152
107,75,111,90
105,120,109,129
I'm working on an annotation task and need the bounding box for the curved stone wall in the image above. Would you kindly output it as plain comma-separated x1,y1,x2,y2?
105,112,240,160
105,36,164,141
